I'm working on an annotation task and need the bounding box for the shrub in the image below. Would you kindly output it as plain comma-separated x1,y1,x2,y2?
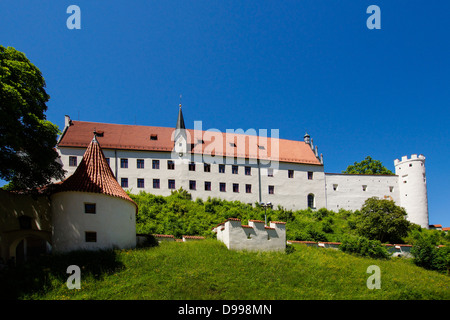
339,235,390,259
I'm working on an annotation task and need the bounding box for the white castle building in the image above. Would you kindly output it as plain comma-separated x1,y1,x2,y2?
56,107,429,229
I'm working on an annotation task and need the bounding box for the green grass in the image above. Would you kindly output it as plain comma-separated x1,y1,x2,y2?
3,240,449,300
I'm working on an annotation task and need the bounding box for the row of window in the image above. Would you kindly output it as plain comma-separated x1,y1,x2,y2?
120,178,276,194
69,156,315,179
331,184,394,192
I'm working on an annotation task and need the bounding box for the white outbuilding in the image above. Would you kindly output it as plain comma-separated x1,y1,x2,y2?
51,134,137,253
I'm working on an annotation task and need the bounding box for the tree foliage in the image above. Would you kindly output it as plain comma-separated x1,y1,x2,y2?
342,156,394,175
355,197,411,243
0,46,64,191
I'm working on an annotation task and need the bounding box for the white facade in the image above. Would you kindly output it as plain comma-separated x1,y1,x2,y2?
51,191,137,253
214,218,286,251
324,173,400,212
394,154,429,228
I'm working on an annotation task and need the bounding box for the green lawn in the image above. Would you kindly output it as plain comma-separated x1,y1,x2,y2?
4,240,449,300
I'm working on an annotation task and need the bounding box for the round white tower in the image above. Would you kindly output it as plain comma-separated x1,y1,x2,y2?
394,154,429,228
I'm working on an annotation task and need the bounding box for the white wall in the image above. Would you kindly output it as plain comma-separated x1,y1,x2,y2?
214,219,286,251
57,147,325,210
324,173,400,211
51,191,136,253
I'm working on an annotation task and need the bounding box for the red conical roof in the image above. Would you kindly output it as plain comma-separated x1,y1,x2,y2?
55,135,137,210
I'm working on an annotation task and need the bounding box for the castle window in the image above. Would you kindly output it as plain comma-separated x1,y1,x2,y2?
268,185,274,194
189,162,196,171
167,160,175,170
219,164,225,173
84,203,96,214
152,160,160,169
245,166,251,176
69,156,77,167
120,158,128,168
205,181,211,191
85,232,97,243
137,159,145,169
288,170,294,178
220,182,226,192
307,194,315,209
246,184,252,193
153,179,160,189
362,185,367,191
233,183,239,193
189,180,196,190
232,165,238,174
168,179,176,189
18,215,32,229
204,163,211,172
121,178,128,188
137,178,145,188
308,172,313,180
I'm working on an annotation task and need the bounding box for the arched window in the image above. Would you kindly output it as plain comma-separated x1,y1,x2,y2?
307,194,315,209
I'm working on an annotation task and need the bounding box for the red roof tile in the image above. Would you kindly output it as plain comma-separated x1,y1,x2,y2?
54,136,137,210
58,120,322,165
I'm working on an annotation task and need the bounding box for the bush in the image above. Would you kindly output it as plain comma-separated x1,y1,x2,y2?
411,233,450,274
339,235,390,259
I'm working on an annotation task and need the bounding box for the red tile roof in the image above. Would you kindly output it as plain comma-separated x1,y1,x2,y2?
58,120,323,165
54,135,138,210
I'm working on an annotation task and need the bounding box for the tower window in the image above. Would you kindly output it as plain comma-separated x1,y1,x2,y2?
85,232,97,243
84,203,96,214
333,184,338,191
362,185,367,191
389,186,394,192
308,172,313,180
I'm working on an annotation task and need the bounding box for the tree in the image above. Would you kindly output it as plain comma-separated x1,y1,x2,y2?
356,197,411,243
342,156,394,175
0,46,64,191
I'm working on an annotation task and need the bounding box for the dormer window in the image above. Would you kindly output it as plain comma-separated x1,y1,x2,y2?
150,134,158,140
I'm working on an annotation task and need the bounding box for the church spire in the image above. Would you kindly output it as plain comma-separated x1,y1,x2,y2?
176,99,186,130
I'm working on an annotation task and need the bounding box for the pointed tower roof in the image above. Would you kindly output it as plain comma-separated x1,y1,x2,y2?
176,104,186,130
54,134,137,210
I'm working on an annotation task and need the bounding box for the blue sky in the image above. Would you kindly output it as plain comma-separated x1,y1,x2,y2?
1,1,449,227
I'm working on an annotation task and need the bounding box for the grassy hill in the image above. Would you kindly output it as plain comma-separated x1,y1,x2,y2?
4,240,449,300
